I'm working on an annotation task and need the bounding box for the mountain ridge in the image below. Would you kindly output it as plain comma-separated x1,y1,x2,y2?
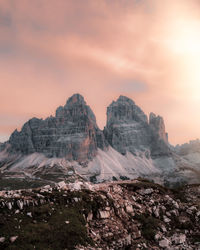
0,93,199,187
4,93,170,161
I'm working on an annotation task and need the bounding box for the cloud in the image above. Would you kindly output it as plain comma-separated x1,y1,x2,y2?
0,0,200,144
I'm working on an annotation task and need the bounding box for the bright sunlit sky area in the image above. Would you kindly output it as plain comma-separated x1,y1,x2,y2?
0,0,200,145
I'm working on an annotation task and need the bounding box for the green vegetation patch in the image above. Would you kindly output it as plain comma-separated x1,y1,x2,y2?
0,190,100,249
0,178,52,191
135,214,160,241
120,180,169,194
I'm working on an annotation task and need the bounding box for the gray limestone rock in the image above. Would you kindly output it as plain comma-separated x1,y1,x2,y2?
8,94,107,163
159,238,170,248
104,96,150,155
104,96,170,157
149,112,170,157
0,94,174,181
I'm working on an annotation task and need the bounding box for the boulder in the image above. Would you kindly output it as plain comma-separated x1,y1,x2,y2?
6,202,12,210
10,236,18,243
153,206,160,218
56,181,67,190
172,234,186,245
125,205,134,214
27,212,32,217
155,232,162,241
128,224,141,240
159,238,170,248
178,216,191,225
17,200,23,210
138,188,154,196
87,212,93,221
125,234,132,245
98,210,110,219
0,237,5,243
163,215,171,223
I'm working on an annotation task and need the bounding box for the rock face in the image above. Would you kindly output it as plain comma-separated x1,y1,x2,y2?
0,94,186,184
9,94,107,162
173,139,200,184
175,139,200,156
4,95,170,161
149,113,168,144
104,96,170,157
104,96,149,155
149,112,170,157
9,94,170,162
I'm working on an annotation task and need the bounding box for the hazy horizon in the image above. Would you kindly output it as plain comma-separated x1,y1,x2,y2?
1,0,200,145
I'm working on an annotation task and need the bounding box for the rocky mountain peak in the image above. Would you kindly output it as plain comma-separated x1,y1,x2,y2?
148,112,170,157
2,93,172,178
149,112,168,143
106,96,148,126
8,94,107,161
1,93,197,187
66,93,86,106
56,93,96,124
116,95,135,105
104,96,170,156
104,96,150,155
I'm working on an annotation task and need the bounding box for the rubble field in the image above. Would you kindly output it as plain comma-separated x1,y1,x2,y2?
0,179,200,249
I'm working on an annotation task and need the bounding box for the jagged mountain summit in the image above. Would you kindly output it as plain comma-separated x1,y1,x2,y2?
0,94,198,187
9,94,107,162
104,95,170,157
7,94,169,161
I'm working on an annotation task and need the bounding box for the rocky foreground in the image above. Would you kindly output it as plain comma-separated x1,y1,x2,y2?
0,180,200,249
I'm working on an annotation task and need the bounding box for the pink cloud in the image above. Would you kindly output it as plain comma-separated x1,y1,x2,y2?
0,0,200,144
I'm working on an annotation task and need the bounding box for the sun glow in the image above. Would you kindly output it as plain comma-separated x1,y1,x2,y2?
169,20,200,55
165,19,200,101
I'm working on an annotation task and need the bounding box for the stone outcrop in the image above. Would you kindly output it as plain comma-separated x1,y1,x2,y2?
149,112,168,143
104,96,170,157
104,96,150,155
149,112,170,157
8,94,107,163
175,139,200,155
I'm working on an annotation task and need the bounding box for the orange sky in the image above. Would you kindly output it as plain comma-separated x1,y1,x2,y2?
0,0,200,145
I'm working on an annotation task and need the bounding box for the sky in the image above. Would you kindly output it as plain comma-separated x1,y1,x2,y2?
0,0,200,145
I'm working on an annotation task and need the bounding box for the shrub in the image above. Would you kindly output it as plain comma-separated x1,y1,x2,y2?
135,214,160,241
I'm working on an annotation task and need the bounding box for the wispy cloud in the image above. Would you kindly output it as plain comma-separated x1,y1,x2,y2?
0,0,200,144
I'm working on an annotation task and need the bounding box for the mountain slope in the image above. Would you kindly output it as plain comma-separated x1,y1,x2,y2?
0,94,199,187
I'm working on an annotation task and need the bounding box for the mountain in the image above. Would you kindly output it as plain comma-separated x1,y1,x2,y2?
8,94,107,162
104,95,170,157
175,139,200,161
0,94,199,187
174,139,200,181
